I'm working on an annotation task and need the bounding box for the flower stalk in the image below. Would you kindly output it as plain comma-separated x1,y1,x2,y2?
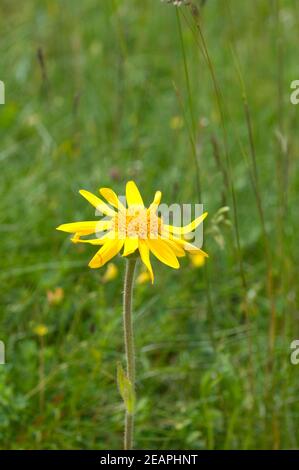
122,257,137,450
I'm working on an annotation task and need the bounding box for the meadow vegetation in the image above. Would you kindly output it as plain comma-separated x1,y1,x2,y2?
0,0,298,449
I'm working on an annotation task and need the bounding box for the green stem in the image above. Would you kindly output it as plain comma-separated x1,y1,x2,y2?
123,257,137,450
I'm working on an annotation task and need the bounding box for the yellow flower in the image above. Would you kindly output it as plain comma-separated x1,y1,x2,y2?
102,262,118,283
33,324,48,337
56,181,208,283
47,287,64,305
136,270,152,284
189,252,206,268
170,115,184,130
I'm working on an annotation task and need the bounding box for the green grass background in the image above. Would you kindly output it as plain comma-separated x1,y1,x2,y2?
0,0,299,449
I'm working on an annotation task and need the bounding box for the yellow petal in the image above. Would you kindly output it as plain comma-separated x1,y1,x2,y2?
99,187,126,211
126,181,144,208
138,240,154,283
163,212,208,235
147,238,180,269
56,220,112,234
71,233,82,242
171,237,209,258
175,238,209,257
79,190,115,217
71,232,114,245
57,221,98,233
148,191,162,212
123,238,139,257
71,232,93,243
185,245,208,258
88,239,124,269
160,238,186,257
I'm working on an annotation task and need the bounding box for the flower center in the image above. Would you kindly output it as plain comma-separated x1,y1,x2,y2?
111,207,161,239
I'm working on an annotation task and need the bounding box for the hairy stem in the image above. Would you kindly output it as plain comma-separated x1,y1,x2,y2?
123,257,137,450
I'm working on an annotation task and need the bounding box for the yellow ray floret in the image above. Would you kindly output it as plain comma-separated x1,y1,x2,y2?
99,187,126,212
56,181,208,283
79,190,115,217
126,181,144,208
57,220,111,234
89,239,124,269
163,212,208,235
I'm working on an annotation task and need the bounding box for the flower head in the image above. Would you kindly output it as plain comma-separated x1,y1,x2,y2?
47,287,64,305
190,252,206,268
33,324,49,337
56,181,208,283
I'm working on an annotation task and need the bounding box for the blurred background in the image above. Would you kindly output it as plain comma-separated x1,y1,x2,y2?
0,0,298,449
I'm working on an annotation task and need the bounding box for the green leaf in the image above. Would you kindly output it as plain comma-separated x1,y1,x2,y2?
117,363,135,415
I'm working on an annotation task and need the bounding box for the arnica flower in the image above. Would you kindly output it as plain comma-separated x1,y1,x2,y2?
56,180,208,450
190,252,206,268
33,324,48,337
56,181,208,283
